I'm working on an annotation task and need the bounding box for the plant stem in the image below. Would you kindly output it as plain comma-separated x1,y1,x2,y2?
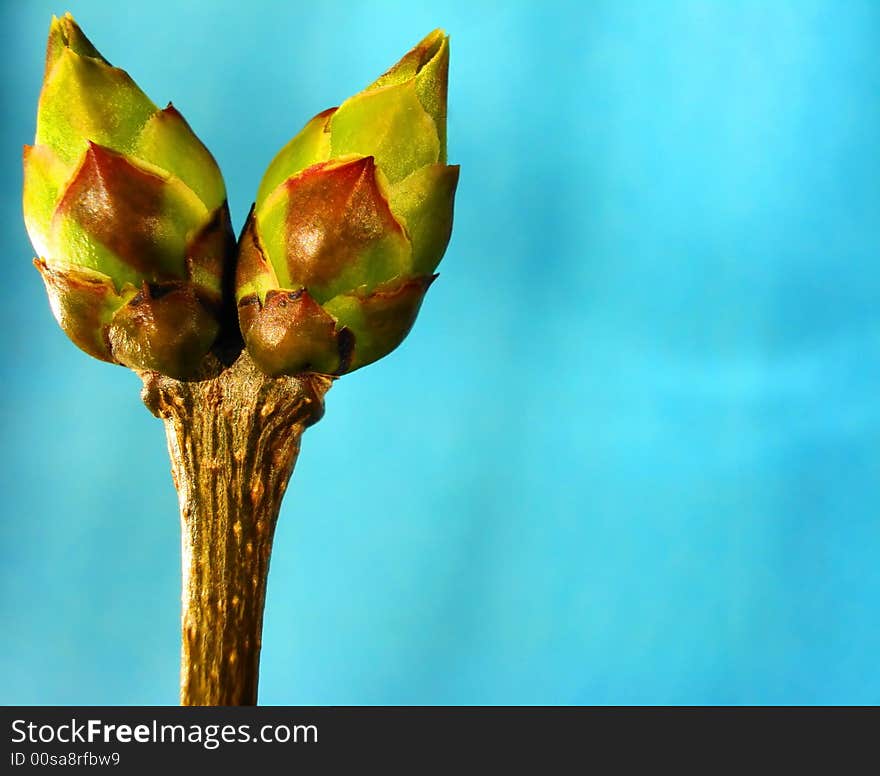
140,352,331,705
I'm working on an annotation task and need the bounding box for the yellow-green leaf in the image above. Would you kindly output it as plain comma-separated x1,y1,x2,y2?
390,163,459,275
256,109,334,211
135,104,226,212
329,80,439,184
36,48,156,164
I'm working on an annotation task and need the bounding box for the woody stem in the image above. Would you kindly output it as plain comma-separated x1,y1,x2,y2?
140,352,331,705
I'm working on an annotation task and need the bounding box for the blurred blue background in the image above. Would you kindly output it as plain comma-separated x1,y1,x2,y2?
1,0,878,705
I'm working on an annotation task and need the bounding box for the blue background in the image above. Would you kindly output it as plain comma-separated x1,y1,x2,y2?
1,0,878,705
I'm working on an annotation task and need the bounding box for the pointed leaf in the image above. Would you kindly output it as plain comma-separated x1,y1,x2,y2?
45,13,107,78
36,47,156,164
257,156,411,301
50,143,207,286
323,275,435,371
22,144,76,258
108,283,219,378
185,202,235,309
256,108,334,210
329,80,439,184
34,258,131,362
235,206,280,304
366,30,449,161
134,104,226,211
413,34,449,161
239,289,349,377
368,29,446,90
390,163,459,274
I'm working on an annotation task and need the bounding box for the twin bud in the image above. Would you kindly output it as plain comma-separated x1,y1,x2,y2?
24,15,458,379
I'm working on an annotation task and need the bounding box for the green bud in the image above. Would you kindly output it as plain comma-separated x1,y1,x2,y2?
237,30,459,376
23,14,234,379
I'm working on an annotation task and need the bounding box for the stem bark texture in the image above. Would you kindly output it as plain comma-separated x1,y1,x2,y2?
140,353,331,705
